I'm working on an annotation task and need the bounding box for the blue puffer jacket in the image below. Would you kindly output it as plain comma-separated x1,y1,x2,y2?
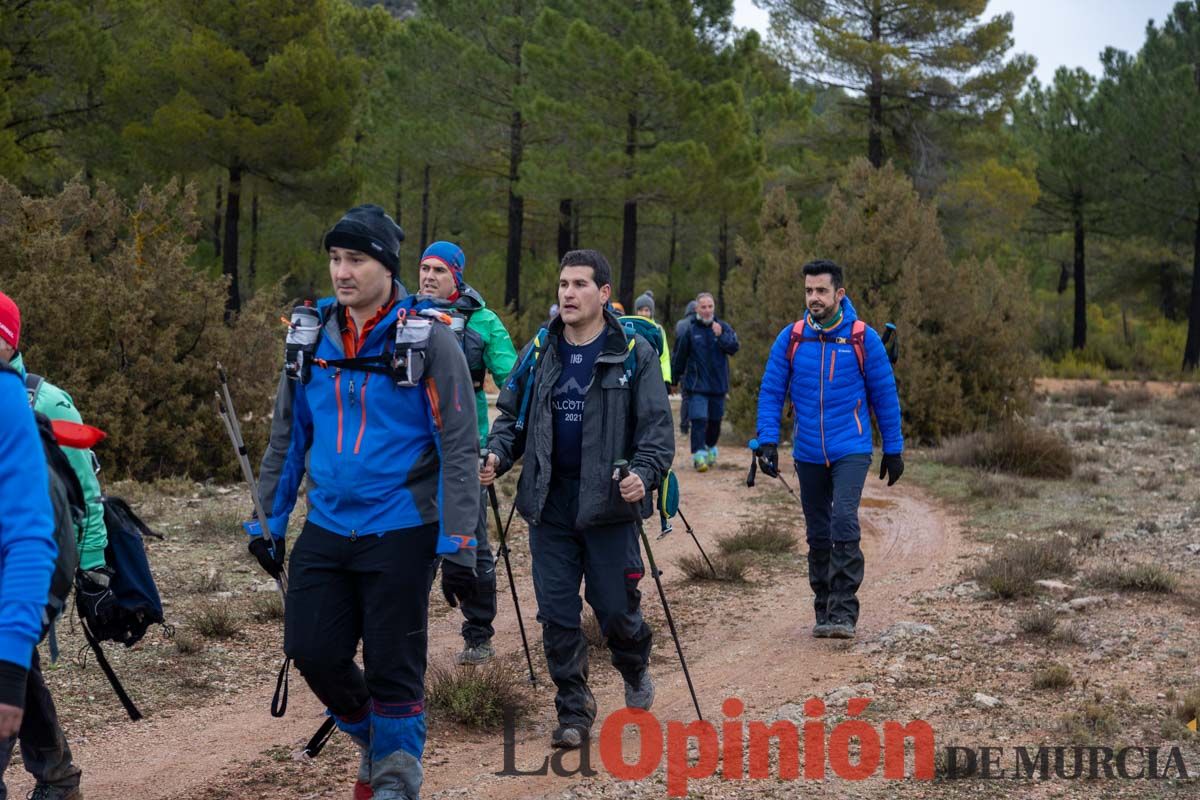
756,297,903,465
0,366,57,691
258,292,480,568
672,316,739,394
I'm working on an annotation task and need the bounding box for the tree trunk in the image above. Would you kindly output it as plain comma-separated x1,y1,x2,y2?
394,163,404,268
213,181,223,258
222,165,242,318
665,213,678,321
248,191,259,295
619,109,638,310
867,7,884,168
1183,204,1200,370
1072,202,1086,350
557,198,573,261
419,163,431,255
571,200,580,249
505,107,525,311
1160,261,1179,320
717,214,730,318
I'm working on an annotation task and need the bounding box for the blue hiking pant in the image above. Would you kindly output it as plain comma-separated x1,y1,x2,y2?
794,454,872,547
530,476,652,729
687,392,725,454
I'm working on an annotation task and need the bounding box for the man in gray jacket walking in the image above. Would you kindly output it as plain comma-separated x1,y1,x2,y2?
482,249,674,750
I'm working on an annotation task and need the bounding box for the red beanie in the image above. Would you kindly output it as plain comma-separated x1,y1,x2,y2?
0,291,18,350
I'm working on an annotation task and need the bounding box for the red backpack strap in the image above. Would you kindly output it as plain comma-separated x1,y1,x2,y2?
850,320,867,375
785,319,807,364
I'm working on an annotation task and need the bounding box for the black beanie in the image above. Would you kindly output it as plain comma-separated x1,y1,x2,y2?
323,204,405,274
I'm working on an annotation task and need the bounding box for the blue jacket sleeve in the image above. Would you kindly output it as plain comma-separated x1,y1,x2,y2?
264,380,314,539
755,326,793,446
670,324,691,387
0,375,57,677
716,320,739,355
863,328,904,454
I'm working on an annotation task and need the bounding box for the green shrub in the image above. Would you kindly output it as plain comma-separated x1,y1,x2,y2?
425,660,533,730
0,178,282,479
1033,664,1074,690
188,602,243,639
679,552,749,582
1086,564,1177,594
936,425,1073,479
972,537,1075,599
1017,606,1057,635
718,522,796,554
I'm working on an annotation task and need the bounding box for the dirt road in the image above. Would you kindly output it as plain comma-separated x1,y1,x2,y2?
11,435,960,800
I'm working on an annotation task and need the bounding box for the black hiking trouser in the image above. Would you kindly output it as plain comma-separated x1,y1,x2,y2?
530,476,653,730
796,454,871,626
284,520,440,718
457,488,497,647
0,649,81,799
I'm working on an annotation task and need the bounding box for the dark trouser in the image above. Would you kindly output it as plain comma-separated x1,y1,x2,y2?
284,520,438,759
686,392,725,454
795,454,871,626
0,649,81,799
679,389,690,433
531,477,653,729
459,488,497,646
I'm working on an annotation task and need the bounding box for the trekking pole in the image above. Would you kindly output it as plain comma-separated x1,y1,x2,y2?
215,364,288,600
613,460,703,721
482,449,537,686
674,506,716,578
747,438,802,506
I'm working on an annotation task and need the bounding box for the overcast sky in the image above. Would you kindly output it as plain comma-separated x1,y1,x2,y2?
732,0,1181,85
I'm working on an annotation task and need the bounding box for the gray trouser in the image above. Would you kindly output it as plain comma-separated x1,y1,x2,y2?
0,649,81,799
459,488,498,646
530,476,652,729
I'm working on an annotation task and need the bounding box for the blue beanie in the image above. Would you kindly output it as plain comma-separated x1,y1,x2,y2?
421,241,466,286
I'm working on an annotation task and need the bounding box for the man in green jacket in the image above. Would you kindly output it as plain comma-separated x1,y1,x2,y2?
417,241,518,665
0,291,107,800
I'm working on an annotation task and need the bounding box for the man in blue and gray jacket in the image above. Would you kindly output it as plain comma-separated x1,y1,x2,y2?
0,363,57,749
754,259,903,640
257,205,480,800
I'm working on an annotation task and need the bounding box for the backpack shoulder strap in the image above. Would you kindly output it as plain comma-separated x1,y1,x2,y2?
25,371,45,408
850,320,867,376
785,320,807,365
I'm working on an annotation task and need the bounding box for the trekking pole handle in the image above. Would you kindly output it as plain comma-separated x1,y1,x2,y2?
613,459,631,482
746,438,759,488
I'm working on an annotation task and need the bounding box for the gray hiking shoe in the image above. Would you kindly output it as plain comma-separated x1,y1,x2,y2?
455,640,495,665
812,622,833,638
28,786,82,800
826,622,856,639
551,724,589,749
624,671,655,710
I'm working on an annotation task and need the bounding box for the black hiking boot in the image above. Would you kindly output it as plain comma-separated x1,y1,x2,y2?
827,541,864,639
551,724,589,750
808,547,833,638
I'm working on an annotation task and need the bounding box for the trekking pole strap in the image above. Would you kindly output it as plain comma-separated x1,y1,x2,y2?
271,655,291,717
81,618,143,721
302,717,338,759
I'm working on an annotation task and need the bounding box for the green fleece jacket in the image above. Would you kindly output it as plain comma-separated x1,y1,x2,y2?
12,353,107,569
465,301,518,444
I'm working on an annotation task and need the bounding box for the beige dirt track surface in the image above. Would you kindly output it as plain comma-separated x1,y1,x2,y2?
11,423,963,800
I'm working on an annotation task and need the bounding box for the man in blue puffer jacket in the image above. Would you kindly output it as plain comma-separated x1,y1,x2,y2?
0,362,57,747
256,205,480,800
754,259,903,640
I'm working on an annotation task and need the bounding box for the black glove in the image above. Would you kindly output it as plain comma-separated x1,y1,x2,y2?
757,443,779,478
76,567,118,625
879,453,904,486
249,536,286,580
441,560,478,608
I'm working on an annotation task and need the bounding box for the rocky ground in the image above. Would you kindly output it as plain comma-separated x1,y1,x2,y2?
7,387,1199,799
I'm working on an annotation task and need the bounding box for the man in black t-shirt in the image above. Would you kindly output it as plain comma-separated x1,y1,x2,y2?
482,250,674,750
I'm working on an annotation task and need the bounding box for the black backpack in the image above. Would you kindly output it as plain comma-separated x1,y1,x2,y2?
33,411,84,644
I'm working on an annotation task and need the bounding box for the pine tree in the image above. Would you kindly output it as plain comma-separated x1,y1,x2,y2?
112,0,359,315
756,0,1033,171
1015,68,1107,351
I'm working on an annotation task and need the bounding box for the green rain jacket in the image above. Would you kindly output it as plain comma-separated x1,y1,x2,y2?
12,353,107,569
